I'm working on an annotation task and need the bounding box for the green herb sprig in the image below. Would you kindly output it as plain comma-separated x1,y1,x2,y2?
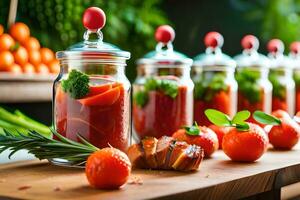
204,109,251,131
61,69,90,99
0,129,99,166
134,78,179,107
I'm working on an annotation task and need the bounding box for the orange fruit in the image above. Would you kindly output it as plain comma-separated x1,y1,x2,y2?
35,63,49,74
85,147,131,189
5,63,22,74
0,51,14,70
13,46,28,66
0,34,15,51
48,59,60,74
22,63,35,74
23,37,40,51
28,50,41,66
40,48,54,64
0,24,3,36
9,22,30,43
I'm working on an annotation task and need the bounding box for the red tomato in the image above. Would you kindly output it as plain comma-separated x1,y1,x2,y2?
13,46,28,66
0,34,15,51
268,117,300,150
85,147,131,189
208,125,231,149
222,123,268,162
0,51,14,70
22,63,35,74
172,126,219,157
9,22,30,43
79,86,120,106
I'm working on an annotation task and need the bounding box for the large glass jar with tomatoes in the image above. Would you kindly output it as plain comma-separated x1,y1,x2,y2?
267,39,295,116
234,35,272,122
53,8,131,154
290,42,300,113
192,32,237,126
132,25,193,139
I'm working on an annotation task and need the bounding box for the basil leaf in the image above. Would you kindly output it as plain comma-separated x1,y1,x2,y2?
232,110,251,124
133,90,148,107
160,80,178,99
236,122,250,131
253,111,281,125
204,109,231,126
184,123,200,136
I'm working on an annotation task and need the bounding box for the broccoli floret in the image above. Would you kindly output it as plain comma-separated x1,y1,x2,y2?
61,69,89,99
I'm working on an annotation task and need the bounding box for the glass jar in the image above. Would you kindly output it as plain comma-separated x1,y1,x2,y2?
132,25,193,139
192,32,237,126
234,35,272,122
53,8,131,154
267,39,295,116
290,42,300,113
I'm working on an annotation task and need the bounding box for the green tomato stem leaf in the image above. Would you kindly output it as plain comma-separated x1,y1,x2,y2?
253,111,281,125
232,110,251,124
235,122,250,131
204,109,232,126
184,122,200,136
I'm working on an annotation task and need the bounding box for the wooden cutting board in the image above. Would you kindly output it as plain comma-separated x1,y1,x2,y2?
0,146,300,200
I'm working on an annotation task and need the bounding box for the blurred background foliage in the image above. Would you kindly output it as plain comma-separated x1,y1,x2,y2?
1,0,300,81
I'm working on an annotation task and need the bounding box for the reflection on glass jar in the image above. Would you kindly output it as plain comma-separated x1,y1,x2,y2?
132,25,193,139
54,8,131,153
289,41,300,113
192,32,237,126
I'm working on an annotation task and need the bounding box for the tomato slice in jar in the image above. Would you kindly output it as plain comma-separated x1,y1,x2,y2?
79,86,121,106
88,84,112,96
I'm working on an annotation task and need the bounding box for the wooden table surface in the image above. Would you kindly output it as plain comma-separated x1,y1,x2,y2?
0,146,300,200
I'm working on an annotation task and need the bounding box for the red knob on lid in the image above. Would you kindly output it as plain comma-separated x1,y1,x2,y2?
204,32,224,48
267,39,284,53
241,35,259,50
82,7,106,30
155,25,175,44
290,41,300,54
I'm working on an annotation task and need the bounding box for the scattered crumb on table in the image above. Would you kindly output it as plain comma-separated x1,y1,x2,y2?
54,187,61,192
18,185,31,190
128,176,143,185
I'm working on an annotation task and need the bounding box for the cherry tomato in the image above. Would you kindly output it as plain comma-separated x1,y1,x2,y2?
5,63,22,74
0,51,14,70
28,50,41,66
23,37,40,51
40,48,54,64
35,63,49,74
85,147,131,189
22,63,35,74
48,59,60,74
13,46,28,66
9,22,30,43
0,34,15,51
0,24,3,36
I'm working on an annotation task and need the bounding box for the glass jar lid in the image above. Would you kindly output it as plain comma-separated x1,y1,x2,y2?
193,32,236,68
234,35,270,68
136,25,192,66
56,7,130,65
267,39,292,69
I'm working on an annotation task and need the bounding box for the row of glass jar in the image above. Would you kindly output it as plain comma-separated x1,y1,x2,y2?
53,17,299,152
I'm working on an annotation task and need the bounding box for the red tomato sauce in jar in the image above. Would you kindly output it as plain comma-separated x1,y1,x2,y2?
296,89,300,112
133,86,188,139
55,82,129,152
194,89,232,126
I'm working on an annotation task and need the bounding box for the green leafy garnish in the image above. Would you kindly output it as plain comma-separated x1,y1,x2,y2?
0,129,99,166
194,72,228,102
253,111,281,125
269,71,286,100
235,68,262,103
183,122,200,136
61,69,89,99
205,109,251,131
133,78,179,107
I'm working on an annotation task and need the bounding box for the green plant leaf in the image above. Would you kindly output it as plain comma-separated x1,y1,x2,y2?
184,122,200,136
204,109,231,126
236,122,250,131
253,111,281,125
232,110,251,124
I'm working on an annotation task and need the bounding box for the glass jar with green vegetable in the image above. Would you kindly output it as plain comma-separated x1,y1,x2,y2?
54,7,131,157
234,35,272,123
289,42,300,113
192,32,237,126
267,39,295,116
132,25,193,139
